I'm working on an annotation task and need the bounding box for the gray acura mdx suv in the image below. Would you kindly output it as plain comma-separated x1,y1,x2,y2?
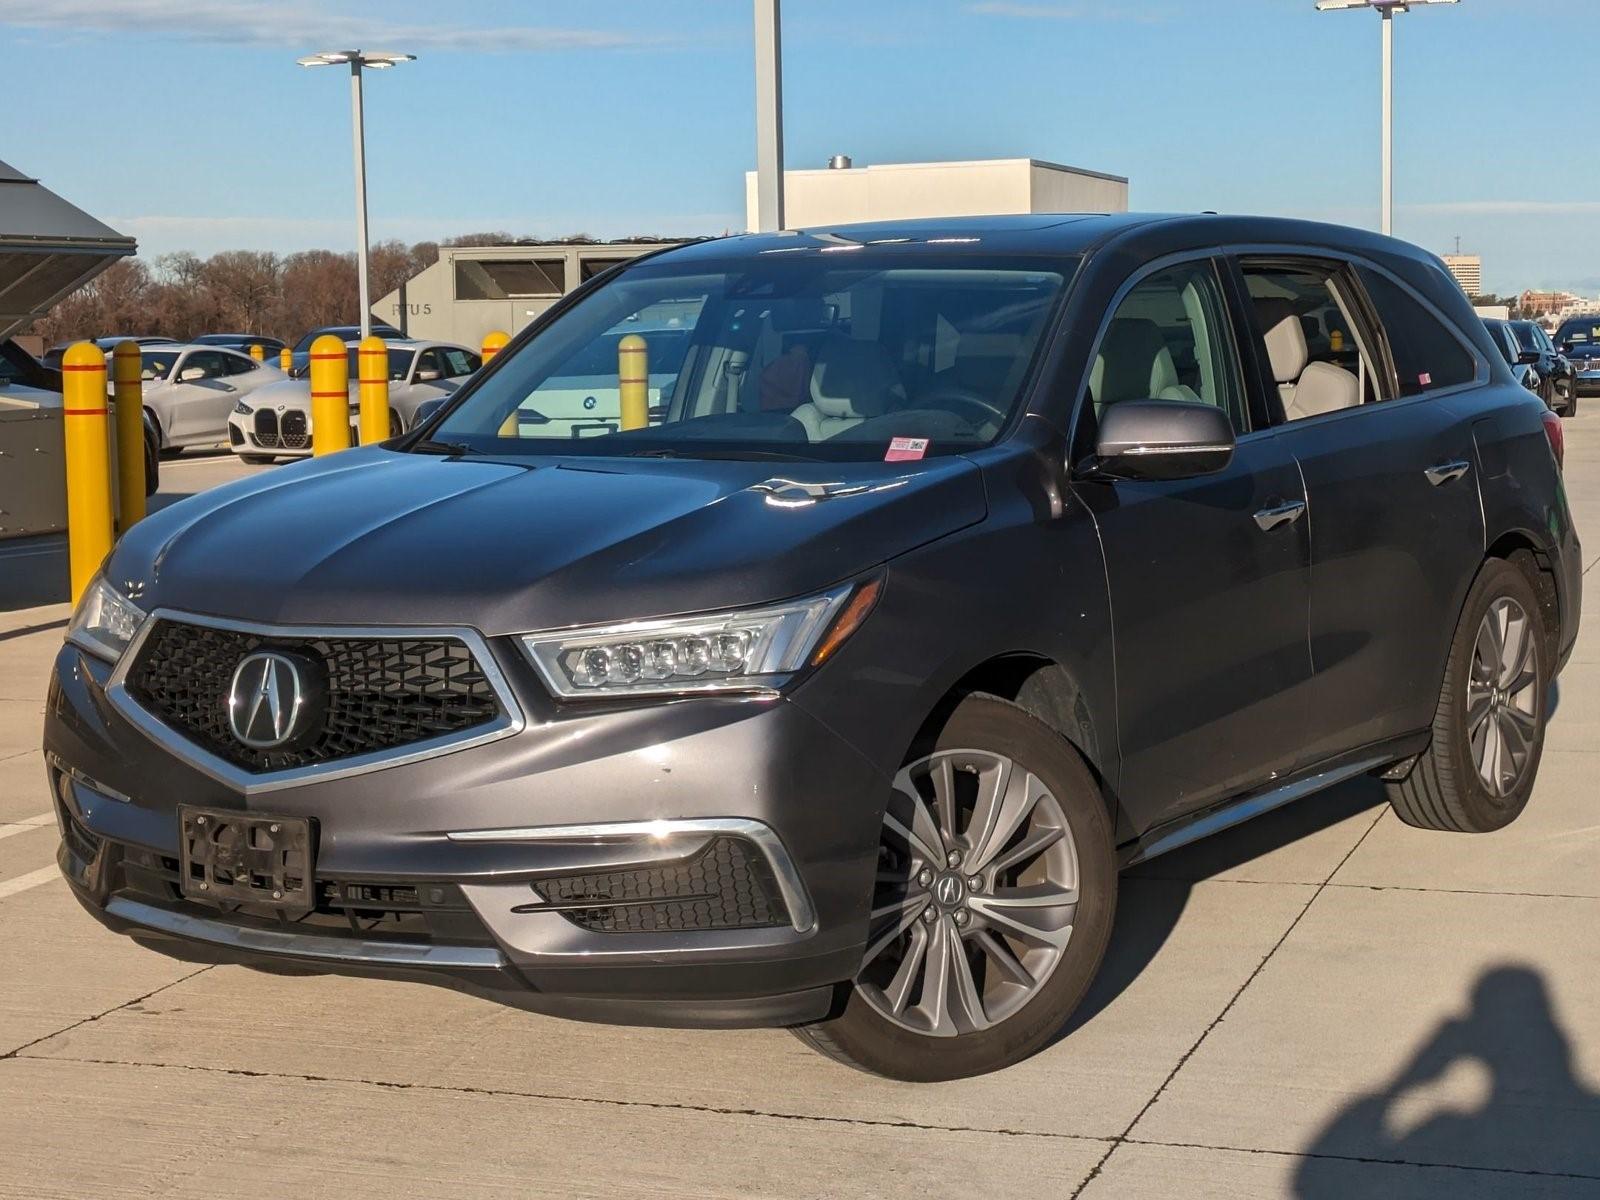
48,214,1581,1080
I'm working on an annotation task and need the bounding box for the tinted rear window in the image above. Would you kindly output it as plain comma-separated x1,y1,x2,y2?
1358,270,1478,397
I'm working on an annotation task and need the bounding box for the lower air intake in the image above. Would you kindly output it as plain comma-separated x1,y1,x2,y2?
531,836,789,933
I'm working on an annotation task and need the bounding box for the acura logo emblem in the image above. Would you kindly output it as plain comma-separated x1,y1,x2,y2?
228,652,308,749
934,874,965,907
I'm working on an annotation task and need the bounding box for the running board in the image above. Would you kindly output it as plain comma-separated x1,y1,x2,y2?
1119,753,1393,868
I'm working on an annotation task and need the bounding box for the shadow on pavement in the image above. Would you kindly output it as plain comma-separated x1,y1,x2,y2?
1057,776,1389,1040
1294,966,1600,1191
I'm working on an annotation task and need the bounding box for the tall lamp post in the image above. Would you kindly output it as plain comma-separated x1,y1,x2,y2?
297,49,414,339
1315,0,1457,237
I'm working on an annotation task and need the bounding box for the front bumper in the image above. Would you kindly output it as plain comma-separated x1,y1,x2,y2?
45,631,888,1027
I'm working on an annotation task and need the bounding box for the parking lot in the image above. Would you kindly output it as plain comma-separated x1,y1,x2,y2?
0,426,1595,1200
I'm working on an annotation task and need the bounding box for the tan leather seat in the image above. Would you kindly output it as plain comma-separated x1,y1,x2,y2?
1090,318,1201,408
788,337,906,441
1261,309,1360,421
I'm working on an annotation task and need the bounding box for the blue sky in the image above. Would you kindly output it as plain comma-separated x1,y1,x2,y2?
2,0,1595,295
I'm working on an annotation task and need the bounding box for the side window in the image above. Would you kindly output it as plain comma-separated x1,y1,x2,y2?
184,351,226,380
440,348,475,378
1090,261,1246,432
1242,261,1382,422
223,352,257,376
414,350,447,381
1356,268,1478,398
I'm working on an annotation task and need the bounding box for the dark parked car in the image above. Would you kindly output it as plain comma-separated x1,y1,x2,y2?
286,322,403,377
1483,318,1552,408
49,214,1581,1081
1507,319,1576,415
1553,314,1600,403
193,333,288,357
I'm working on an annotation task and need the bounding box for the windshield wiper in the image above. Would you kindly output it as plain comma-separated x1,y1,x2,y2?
623,447,817,462
411,438,474,456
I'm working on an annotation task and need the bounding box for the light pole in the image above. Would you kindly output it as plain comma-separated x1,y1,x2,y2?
1315,0,1457,237
297,49,414,339
753,0,785,232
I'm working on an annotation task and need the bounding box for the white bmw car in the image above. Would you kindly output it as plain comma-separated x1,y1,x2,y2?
226,339,480,462
131,344,287,454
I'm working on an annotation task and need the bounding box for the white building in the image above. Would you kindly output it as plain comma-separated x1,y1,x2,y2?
1442,253,1483,297
744,157,1128,230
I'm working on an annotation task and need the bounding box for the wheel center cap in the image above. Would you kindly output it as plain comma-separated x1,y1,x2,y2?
933,872,967,908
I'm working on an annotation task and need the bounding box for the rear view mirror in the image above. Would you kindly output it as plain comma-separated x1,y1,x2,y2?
1088,399,1235,482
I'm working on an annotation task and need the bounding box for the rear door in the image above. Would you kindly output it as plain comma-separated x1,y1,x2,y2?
1234,256,1487,764
1073,257,1314,829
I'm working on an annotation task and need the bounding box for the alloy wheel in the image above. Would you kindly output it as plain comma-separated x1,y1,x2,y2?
1467,596,1540,798
857,749,1079,1037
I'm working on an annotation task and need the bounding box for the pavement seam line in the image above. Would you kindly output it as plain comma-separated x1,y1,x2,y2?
0,966,213,1061
1069,806,1389,1198
1117,1135,1600,1185
1130,874,1600,902
7,1052,1115,1146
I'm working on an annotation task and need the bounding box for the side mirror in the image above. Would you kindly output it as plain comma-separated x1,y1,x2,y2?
1516,349,1541,366
1087,399,1235,482
179,365,207,382
416,367,442,382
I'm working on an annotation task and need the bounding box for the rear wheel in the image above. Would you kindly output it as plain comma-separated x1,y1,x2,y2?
1387,558,1548,832
794,695,1116,1080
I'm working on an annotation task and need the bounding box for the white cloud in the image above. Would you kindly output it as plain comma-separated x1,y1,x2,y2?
0,0,671,52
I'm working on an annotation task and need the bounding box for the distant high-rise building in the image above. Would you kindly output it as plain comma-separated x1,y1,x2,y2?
1443,253,1483,297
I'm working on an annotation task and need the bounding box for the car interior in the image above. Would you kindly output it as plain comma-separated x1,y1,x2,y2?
1242,266,1378,421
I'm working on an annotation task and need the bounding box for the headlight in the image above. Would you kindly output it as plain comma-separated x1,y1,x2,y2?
66,577,147,664
522,579,881,699
233,400,253,415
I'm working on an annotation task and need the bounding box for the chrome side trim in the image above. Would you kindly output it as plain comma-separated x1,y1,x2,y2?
104,608,526,796
448,817,818,934
105,896,506,970
1125,754,1391,866
45,751,131,803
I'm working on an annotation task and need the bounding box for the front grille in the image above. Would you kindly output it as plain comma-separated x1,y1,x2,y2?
58,800,102,865
531,836,789,933
253,409,281,448
125,619,502,772
281,410,309,450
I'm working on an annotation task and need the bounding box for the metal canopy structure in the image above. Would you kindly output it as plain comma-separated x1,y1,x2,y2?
0,159,136,341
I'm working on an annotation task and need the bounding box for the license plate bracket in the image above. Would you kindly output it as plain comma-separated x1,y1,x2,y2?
178,806,315,913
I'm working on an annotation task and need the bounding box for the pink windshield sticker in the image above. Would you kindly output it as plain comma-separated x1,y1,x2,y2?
1419,372,1433,387
885,436,929,462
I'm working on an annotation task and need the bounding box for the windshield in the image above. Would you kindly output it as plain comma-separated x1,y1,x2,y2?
431,252,1074,461
1556,319,1600,347
140,351,181,380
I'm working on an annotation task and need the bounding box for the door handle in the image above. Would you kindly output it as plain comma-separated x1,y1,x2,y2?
1424,460,1471,486
1253,499,1306,532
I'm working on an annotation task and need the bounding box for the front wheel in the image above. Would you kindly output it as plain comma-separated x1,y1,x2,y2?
794,695,1116,1080
1387,558,1548,832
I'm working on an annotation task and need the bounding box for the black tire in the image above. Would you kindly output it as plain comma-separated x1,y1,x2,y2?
238,454,276,466
794,695,1117,1081
1566,390,1579,418
1387,558,1548,833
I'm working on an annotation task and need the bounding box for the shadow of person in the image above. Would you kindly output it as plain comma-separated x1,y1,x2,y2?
1296,966,1600,1195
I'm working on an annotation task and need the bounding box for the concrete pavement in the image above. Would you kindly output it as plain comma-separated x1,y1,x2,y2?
1,426,1596,1198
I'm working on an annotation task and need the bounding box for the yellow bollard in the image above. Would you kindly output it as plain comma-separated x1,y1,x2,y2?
357,335,390,444
308,334,351,456
249,343,265,362
481,330,510,364
61,342,113,602
279,347,292,372
110,341,146,531
618,333,649,431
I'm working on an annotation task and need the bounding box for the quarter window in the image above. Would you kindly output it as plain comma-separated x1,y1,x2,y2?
1090,261,1246,432
1357,268,1478,397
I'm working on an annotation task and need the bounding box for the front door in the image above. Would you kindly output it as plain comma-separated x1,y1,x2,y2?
1074,259,1314,832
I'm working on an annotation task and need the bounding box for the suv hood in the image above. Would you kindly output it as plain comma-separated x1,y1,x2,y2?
108,448,988,633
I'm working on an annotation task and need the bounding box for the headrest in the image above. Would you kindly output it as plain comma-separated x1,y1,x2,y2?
809,337,904,419
1254,299,1309,384
1096,318,1179,405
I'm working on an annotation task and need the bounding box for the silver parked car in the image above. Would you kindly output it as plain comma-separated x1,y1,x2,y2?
131,344,287,454
226,340,480,462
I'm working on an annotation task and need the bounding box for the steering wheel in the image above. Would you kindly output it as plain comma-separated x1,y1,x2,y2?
917,385,1009,432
